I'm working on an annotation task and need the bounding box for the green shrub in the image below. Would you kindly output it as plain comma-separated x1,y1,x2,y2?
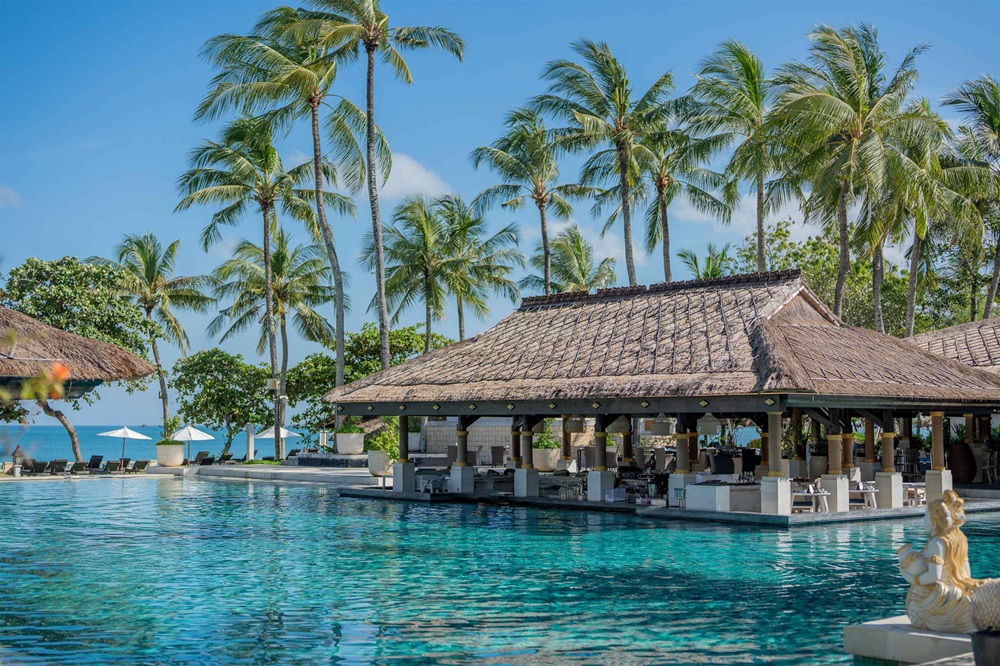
408,418,422,433
336,417,364,434
532,426,560,450
243,459,281,465
156,439,184,446
366,427,399,460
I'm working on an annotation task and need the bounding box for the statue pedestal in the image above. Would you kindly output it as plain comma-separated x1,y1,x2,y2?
875,471,904,509
843,616,972,665
926,470,953,503
821,474,849,513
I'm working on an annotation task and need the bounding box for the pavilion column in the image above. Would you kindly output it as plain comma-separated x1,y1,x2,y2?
792,409,804,460
875,425,904,508
668,418,696,507
827,431,843,475
449,415,475,494
398,415,409,462
761,431,769,466
859,419,877,482
823,425,849,512
587,415,614,502
675,431,690,474
622,417,634,464
842,428,855,473
927,411,952,503
511,418,522,466
767,412,783,476
455,420,468,467
965,414,975,445
520,427,534,469
560,415,573,461
899,417,912,450
982,416,991,444
881,432,896,473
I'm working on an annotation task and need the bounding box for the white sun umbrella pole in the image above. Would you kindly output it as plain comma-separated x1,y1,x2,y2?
170,425,215,463
97,426,152,472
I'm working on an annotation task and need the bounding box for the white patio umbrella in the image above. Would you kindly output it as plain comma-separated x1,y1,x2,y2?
170,425,215,462
97,426,152,471
255,427,301,459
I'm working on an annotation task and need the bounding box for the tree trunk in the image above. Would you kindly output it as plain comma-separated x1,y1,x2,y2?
756,171,766,272
834,179,850,318
905,230,922,337
457,297,465,341
309,100,345,389
970,270,978,322
424,297,432,354
149,329,170,437
36,399,82,462
659,187,671,282
221,428,234,457
261,206,282,459
986,239,1000,318
366,46,391,371
617,147,637,286
278,316,289,460
537,200,551,295
872,240,885,334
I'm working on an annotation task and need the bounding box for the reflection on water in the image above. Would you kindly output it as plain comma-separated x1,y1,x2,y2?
1,478,999,665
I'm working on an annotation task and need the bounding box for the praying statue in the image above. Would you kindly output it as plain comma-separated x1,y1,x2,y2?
896,490,1000,633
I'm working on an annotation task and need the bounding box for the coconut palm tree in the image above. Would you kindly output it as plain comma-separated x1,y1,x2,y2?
769,24,932,318
520,224,616,294
532,39,673,286
211,229,335,451
471,108,582,296
435,195,523,340
89,234,214,437
944,76,1000,316
196,12,370,391
594,131,733,282
677,243,733,280
688,40,776,272
363,197,456,353
176,117,315,458
289,0,464,371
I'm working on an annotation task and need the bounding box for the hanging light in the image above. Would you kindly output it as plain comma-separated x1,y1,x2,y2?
563,415,585,433
648,413,674,436
697,413,722,437
607,415,632,433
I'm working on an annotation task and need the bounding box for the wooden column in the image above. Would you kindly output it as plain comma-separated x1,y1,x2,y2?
594,414,608,471
842,425,855,470
511,417,521,464
520,424,534,469
622,416,634,463
931,411,946,471
828,421,843,474
881,431,897,473
761,432,770,466
689,428,700,467
675,431,690,474
398,414,410,463
864,419,875,463
792,408,804,460
899,417,912,449
456,416,469,467
767,411,783,476
983,416,992,445
965,414,975,446
561,415,573,461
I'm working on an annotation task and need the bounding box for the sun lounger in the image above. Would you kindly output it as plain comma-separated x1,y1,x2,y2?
86,455,103,471
200,456,215,466
69,461,89,475
287,449,300,458
31,461,49,475
104,460,121,473
218,452,234,464
120,458,131,470
126,460,149,474
190,451,210,466
49,459,69,474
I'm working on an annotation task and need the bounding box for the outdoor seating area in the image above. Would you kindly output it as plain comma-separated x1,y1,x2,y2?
2,456,151,477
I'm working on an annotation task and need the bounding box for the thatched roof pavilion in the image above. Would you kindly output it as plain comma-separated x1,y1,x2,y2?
325,271,1000,417
910,318,1000,374
0,306,154,399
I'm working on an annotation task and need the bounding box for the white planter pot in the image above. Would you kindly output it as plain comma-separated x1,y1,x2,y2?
336,433,365,455
156,444,185,468
808,455,828,480
408,432,421,452
533,448,559,472
368,450,394,477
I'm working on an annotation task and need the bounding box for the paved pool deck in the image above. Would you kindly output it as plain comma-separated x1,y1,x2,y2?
148,464,381,486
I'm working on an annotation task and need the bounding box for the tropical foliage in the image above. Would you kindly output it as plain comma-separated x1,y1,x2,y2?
521,224,616,294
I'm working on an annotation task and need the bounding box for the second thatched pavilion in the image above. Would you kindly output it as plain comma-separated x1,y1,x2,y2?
324,271,1000,515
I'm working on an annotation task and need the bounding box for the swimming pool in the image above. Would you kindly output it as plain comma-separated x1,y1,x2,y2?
2,478,998,664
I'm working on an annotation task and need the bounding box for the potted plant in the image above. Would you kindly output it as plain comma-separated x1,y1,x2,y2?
156,439,185,467
532,425,561,472
366,426,399,481
971,624,1000,666
336,417,365,455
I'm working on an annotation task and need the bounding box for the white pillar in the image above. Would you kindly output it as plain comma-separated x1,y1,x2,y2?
822,474,850,513
761,476,791,515
246,423,255,462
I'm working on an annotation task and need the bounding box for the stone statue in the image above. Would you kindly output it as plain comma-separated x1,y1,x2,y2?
897,490,1000,633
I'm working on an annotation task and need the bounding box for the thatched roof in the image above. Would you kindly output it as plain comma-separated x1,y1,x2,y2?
0,306,155,398
325,271,1000,411
910,318,1000,374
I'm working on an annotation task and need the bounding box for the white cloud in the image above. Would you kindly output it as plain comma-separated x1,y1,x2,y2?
0,184,23,208
379,153,451,200
285,150,311,166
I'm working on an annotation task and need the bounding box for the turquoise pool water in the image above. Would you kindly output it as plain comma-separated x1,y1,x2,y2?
2,478,999,665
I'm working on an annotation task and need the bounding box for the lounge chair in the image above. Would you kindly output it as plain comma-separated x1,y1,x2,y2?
69,462,89,475
104,460,122,473
127,460,150,474
217,452,234,464
86,455,104,471
49,459,69,474
190,451,210,466
120,458,131,470
490,445,506,467
200,456,216,466
466,449,479,466
31,460,49,475
287,449,300,458
261,456,275,462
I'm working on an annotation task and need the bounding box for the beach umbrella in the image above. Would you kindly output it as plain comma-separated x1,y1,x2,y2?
255,426,301,458
170,425,215,462
97,426,152,470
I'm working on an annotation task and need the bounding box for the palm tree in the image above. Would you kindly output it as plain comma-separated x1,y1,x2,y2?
363,197,454,353
532,39,673,286
520,224,616,294
769,24,931,318
196,12,367,391
435,195,523,340
595,131,732,282
89,234,214,437
944,76,1000,316
471,108,581,296
688,40,775,272
290,0,464,371
211,229,335,449
176,117,315,458
677,243,733,279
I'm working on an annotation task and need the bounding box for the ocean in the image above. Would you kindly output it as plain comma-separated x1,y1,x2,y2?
0,425,273,464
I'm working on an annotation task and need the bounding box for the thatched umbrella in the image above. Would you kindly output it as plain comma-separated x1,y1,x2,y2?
0,306,154,399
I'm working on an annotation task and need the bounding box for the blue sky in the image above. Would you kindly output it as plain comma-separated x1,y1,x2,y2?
2,0,998,425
